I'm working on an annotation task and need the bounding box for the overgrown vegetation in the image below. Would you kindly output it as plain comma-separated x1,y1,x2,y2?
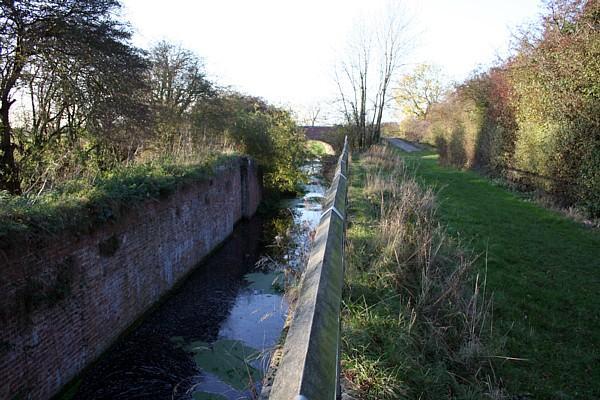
400,0,599,217
342,145,499,399
0,1,308,247
396,146,600,398
0,155,233,248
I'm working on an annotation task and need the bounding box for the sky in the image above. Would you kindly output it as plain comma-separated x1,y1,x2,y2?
120,0,544,122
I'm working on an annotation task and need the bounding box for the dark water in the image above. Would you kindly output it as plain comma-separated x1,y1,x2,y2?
68,161,325,400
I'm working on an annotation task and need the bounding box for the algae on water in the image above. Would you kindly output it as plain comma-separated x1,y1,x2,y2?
192,392,227,400
244,271,284,294
171,337,262,391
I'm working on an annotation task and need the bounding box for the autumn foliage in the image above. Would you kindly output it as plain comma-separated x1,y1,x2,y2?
423,0,599,216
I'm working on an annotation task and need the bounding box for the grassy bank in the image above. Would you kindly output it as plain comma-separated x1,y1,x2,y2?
394,147,600,398
342,146,497,399
0,154,236,249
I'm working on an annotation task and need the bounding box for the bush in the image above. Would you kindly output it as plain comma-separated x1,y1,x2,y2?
226,97,307,193
421,0,600,217
398,117,430,142
425,89,485,169
0,155,234,248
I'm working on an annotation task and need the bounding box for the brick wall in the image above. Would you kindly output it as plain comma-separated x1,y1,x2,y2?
0,157,262,400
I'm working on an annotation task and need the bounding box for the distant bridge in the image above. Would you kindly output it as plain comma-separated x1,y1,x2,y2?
302,126,341,149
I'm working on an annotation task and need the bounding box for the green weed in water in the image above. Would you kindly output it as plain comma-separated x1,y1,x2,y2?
245,272,285,294
192,392,227,400
171,337,261,391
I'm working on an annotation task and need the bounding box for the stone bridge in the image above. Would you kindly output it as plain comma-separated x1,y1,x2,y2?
302,126,342,149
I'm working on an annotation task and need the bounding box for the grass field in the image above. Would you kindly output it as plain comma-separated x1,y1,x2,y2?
394,148,600,399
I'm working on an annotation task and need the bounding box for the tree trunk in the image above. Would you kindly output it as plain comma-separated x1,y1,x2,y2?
0,99,21,194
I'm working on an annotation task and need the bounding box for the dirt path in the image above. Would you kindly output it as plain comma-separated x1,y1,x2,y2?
386,137,421,152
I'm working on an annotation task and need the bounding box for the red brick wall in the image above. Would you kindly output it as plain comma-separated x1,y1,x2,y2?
0,157,262,400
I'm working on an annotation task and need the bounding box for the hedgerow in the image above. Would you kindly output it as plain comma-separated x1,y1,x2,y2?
422,0,599,217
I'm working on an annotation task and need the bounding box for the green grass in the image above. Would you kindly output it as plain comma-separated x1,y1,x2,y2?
0,154,236,249
306,139,335,157
395,148,600,399
342,156,411,399
343,147,497,399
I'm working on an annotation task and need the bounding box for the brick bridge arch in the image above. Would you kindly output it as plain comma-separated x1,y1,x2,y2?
302,126,341,150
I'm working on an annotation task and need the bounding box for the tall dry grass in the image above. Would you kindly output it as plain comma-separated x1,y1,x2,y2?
343,145,503,399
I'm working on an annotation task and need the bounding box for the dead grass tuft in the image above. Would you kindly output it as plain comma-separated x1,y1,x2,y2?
343,144,505,399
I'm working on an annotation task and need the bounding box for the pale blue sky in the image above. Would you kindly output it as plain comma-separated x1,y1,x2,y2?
121,0,543,121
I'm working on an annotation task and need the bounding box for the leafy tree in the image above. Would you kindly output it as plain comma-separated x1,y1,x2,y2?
147,41,213,150
507,0,599,212
395,63,446,120
0,0,146,194
226,94,307,192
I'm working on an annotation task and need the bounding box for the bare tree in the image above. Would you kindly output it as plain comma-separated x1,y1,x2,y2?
298,102,323,126
307,103,322,126
148,41,212,117
335,3,413,148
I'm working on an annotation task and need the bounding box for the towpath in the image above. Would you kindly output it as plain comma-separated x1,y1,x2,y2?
386,137,421,152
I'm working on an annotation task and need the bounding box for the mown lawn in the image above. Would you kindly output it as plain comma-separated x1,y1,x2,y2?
396,149,600,399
